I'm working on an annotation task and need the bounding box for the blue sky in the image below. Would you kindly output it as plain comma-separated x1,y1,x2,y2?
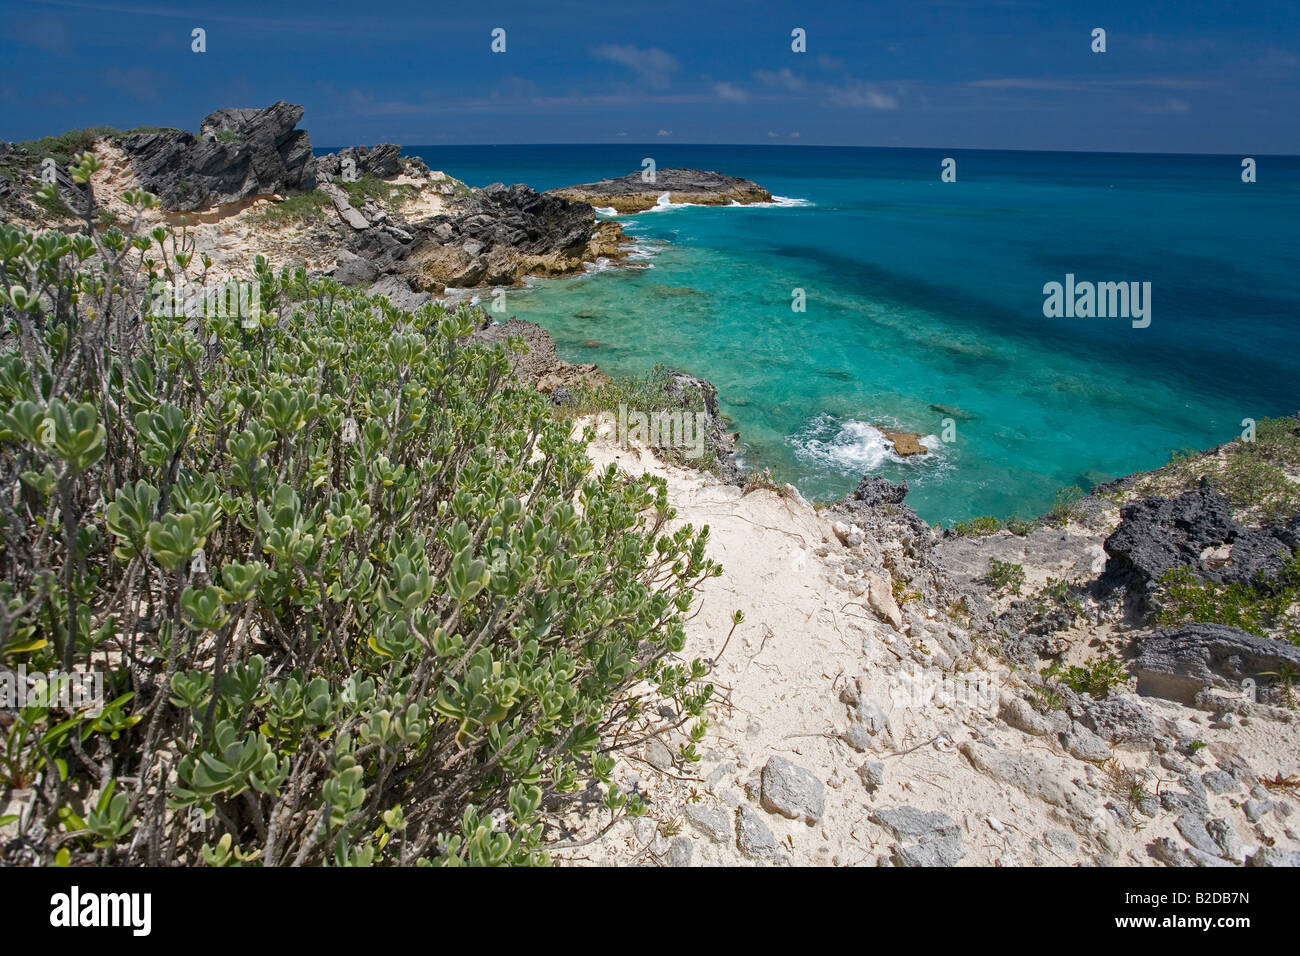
2,0,1297,152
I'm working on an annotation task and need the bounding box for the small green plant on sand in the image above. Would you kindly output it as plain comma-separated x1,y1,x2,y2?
1041,654,1127,699
986,559,1025,594
1048,485,1085,527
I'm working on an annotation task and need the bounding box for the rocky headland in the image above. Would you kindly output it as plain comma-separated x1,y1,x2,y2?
0,101,631,302
549,167,773,213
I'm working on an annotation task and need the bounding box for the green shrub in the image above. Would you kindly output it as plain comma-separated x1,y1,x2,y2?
0,170,720,866
953,515,1001,536
1041,654,1126,699
1221,448,1299,525
1028,576,1085,628
17,127,116,167
1149,419,1300,522
341,174,417,210
1005,516,1035,536
1047,485,1085,526
985,559,1025,594
249,188,332,225
1155,556,1300,645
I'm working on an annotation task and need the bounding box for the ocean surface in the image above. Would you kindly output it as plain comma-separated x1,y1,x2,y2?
398,144,1300,525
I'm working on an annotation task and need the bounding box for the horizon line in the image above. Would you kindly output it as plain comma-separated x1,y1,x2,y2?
316,142,1299,159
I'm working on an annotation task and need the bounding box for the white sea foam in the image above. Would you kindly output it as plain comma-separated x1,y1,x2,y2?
790,414,939,474
604,193,811,215
626,238,665,260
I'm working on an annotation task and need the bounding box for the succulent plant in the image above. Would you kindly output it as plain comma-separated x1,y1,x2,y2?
0,190,720,865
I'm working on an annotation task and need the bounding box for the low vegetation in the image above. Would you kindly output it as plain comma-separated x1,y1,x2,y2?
1047,485,1085,527
985,559,1025,594
1155,553,1300,646
1146,416,1300,525
0,154,721,866
248,188,332,225
1042,654,1127,699
566,363,722,475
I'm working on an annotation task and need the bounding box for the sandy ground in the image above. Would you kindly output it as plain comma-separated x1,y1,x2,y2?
552,417,1300,867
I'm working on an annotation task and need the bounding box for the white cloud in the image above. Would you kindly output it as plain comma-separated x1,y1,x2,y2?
755,67,807,92
592,44,679,88
828,82,899,110
657,129,672,136
714,81,749,102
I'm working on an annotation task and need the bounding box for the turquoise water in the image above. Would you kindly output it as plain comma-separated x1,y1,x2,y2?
404,145,1300,524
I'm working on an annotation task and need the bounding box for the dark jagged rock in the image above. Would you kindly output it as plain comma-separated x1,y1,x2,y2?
333,249,378,286
550,168,772,213
834,475,932,557
120,101,316,211
400,183,623,290
1102,479,1297,623
315,144,403,182
457,183,600,256
1222,526,1296,584
845,475,910,510
365,276,430,313
1134,623,1300,705
1103,479,1238,589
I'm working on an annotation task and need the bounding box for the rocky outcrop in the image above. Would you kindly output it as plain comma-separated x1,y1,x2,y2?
314,144,402,182
469,317,608,393
881,427,927,457
659,371,742,483
1134,623,1300,705
399,183,624,290
120,101,315,210
1103,479,1238,589
334,182,627,293
549,168,772,214
832,476,938,578
1103,478,1296,619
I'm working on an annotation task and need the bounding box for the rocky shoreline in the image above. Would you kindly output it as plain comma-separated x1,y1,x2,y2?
1,101,634,301
555,411,1300,867
549,167,773,213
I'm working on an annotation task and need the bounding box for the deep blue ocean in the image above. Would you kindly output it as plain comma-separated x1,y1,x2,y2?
395,144,1300,525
